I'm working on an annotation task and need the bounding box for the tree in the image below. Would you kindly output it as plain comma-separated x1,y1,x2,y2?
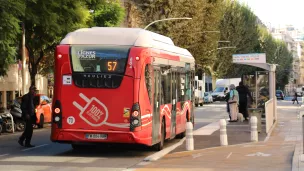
25,0,126,81
0,0,25,76
214,1,260,83
23,0,90,85
86,0,125,27
129,0,224,78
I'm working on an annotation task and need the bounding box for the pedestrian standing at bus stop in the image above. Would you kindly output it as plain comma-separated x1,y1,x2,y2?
228,84,239,122
18,85,37,148
236,81,253,121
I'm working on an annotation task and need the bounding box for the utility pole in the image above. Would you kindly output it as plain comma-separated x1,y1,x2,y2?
21,22,26,95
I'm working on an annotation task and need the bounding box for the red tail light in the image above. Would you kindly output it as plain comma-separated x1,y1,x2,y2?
130,103,141,131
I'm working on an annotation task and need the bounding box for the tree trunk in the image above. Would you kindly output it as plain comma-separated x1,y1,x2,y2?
30,63,37,86
27,48,44,87
212,74,217,91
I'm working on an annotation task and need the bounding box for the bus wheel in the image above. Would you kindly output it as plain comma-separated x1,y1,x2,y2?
153,119,165,151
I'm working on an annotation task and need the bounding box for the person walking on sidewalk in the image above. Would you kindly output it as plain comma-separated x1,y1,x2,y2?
292,91,299,104
18,85,37,148
236,81,253,121
228,84,239,122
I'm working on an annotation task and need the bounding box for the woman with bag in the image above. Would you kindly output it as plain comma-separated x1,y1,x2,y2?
228,84,239,122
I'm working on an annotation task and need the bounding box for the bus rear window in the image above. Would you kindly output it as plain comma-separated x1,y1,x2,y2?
70,45,131,74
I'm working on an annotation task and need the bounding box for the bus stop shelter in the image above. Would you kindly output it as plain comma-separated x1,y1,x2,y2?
233,53,277,134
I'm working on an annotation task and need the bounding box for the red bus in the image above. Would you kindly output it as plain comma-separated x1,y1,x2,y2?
51,27,195,150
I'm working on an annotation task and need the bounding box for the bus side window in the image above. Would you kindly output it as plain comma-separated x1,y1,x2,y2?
176,72,181,102
180,72,185,101
145,64,152,104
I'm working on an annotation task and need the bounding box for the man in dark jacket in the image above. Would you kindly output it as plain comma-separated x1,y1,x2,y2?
236,81,253,121
18,85,37,147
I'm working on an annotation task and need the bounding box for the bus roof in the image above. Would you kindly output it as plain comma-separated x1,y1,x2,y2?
60,27,194,62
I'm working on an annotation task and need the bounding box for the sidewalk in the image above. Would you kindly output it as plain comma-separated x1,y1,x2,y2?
292,105,304,171
133,102,301,171
171,120,267,153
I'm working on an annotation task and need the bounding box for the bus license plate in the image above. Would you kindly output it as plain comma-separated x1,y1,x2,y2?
86,134,107,140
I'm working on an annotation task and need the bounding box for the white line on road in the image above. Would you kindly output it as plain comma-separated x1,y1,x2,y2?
194,121,221,135
226,152,232,159
143,137,186,161
21,144,49,152
0,154,9,157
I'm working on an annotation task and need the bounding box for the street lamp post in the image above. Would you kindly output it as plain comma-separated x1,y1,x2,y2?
144,17,192,30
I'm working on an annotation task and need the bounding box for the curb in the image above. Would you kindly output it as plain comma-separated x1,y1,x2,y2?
171,141,261,155
292,142,302,171
143,137,186,162
291,105,303,171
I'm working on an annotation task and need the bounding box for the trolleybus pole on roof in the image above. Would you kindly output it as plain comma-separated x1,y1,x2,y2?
144,17,192,30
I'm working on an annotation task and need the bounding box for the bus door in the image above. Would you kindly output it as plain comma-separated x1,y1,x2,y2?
170,71,177,139
152,68,161,145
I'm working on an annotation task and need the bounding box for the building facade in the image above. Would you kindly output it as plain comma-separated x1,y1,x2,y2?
271,25,304,94
0,64,48,109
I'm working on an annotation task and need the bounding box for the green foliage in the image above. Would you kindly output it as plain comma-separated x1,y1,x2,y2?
0,0,25,76
23,0,90,84
21,0,125,84
131,0,223,75
87,0,125,27
216,1,260,78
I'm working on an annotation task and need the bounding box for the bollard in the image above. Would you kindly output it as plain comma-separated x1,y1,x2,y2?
251,116,258,142
186,122,194,151
219,119,228,146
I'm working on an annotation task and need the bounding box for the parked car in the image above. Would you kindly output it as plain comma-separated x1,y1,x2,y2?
34,94,52,128
204,92,213,103
276,90,285,100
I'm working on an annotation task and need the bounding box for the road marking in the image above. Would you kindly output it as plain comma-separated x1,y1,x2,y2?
0,154,9,157
137,161,152,165
242,144,265,148
246,152,271,157
192,153,203,158
143,137,185,161
226,152,232,159
21,144,49,152
194,121,221,135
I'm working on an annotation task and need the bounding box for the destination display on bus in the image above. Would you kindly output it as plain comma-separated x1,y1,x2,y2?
70,45,131,74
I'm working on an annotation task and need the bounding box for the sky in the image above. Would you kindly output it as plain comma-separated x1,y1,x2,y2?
237,0,304,29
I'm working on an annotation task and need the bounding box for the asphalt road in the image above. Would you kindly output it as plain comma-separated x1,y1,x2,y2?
0,102,227,171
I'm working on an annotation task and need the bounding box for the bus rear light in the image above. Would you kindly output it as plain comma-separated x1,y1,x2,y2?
54,116,60,122
54,108,60,114
53,100,62,128
130,103,141,131
57,54,62,58
132,118,139,125
132,111,139,117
